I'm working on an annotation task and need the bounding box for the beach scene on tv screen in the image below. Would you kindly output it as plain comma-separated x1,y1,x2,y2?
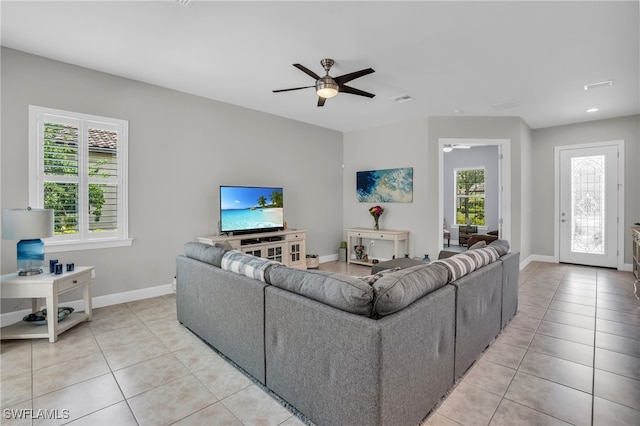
220,187,284,231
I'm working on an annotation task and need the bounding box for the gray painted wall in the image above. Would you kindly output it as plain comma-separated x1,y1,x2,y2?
1,48,343,311
2,47,637,316
531,115,640,264
443,145,500,241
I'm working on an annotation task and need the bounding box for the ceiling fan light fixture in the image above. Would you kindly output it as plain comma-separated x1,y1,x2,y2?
316,77,338,98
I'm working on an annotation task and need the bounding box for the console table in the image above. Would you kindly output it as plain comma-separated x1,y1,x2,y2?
1,267,94,343
346,228,410,266
199,229,307,269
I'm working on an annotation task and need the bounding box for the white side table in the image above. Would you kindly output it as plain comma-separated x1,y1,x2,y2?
1,266,93,343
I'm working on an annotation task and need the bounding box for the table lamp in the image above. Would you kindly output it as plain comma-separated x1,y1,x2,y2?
2,207,54,275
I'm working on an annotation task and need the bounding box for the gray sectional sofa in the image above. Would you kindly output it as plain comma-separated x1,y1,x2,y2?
176,240,519,426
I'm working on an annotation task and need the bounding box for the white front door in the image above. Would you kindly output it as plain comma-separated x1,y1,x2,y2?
558,144,619,267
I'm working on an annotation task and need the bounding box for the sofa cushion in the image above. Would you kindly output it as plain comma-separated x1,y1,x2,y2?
489,239,510,256
221,250,281,283
184,242,228,267
358,267,401,285
433,253,478,282
461,246,500,268
268,267,374,316
469,240,487,250
372,263,449,316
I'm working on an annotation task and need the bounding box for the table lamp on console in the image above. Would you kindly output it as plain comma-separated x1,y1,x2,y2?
2,207,54,276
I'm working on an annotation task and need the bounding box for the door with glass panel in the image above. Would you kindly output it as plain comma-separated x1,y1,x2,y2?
559,145,619,267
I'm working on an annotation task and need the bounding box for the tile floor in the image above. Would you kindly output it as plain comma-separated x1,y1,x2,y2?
1,261,638,425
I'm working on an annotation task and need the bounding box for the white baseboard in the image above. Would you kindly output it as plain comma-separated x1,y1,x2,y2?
0,282,173,327
319,253,338,263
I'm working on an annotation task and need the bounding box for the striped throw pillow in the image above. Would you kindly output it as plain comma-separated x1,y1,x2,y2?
462,246,500,268
433,254,478,282
221,250,280,283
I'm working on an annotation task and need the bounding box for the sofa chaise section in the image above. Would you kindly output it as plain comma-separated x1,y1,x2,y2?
176,254,268,384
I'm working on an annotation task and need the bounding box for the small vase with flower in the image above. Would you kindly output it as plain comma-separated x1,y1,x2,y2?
369,205,384,230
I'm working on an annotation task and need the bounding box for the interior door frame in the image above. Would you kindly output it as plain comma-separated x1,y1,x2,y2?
438,138,511,247
553,140,625,270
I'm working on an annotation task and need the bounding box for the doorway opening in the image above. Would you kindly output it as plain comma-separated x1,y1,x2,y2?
438,138,511,249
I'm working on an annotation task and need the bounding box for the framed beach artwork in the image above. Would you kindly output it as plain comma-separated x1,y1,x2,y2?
356,167,413,203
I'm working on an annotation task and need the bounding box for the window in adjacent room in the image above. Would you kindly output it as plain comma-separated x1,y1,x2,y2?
455,167,486,226
29,106,131,251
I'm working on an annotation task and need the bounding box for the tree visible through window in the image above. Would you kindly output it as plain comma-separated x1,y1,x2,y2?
455,168,485,226
30,106,129,249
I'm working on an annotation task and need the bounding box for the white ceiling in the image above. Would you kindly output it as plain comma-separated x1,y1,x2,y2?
2,1,638,132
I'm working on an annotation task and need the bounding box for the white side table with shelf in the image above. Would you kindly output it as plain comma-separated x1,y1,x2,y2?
0,266,94,343
346,228,410,266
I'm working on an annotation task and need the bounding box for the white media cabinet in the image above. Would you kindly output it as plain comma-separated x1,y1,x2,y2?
198,229,307,269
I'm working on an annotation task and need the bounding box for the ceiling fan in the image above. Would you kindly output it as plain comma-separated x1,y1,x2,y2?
273,58,375,107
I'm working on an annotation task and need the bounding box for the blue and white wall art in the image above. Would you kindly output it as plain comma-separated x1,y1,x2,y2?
356,167,413,203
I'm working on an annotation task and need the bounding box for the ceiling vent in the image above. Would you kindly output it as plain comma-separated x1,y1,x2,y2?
584,80,613,90
392,95,414,104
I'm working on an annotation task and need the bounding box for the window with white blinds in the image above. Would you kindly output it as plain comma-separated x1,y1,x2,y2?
29,106,131,251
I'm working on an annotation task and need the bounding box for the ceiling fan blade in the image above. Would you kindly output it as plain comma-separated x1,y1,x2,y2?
317,96,326,107
272,85,315,93
334,68,375,85
339,84,376,98
293,63,321,80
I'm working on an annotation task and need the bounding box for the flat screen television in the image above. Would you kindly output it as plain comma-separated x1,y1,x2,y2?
219,185,284,235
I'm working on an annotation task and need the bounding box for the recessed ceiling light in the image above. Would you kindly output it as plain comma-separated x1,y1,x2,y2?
586,108,599,113
452,109,464,114
584,80,613,90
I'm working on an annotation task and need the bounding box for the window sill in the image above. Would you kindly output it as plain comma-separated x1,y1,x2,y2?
45,238,133,253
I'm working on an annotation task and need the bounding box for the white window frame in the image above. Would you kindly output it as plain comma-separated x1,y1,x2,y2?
453,166,486,228
29,106,132,252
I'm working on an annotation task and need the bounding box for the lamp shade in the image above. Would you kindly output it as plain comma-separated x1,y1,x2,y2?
2,208,54,240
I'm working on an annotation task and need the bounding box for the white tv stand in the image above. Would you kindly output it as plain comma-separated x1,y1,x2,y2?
198,229,307,269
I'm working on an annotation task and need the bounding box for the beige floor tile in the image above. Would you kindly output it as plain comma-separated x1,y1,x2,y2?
0,340,32,379
144,316,202,351
65,401,137,425
127,297,176,323
518,350,593,393
1,371,32,407
31,324,102,370
0,399,33,426
88,310,143,335
422,412,463,425
592,396,640,426
481,342,526,369
594,369,640,411
172,401,242,426
496,325,535,349
435,382,502,426
461,359,516,397
100,337,170,371
504,371,592,426
113,353,191,398
489,399,572,426
222,385,294,425
193,359,253,400
173,340,228,373
128,374,217,426
32,373,124,426
90,303,133,321
32,351,110,397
